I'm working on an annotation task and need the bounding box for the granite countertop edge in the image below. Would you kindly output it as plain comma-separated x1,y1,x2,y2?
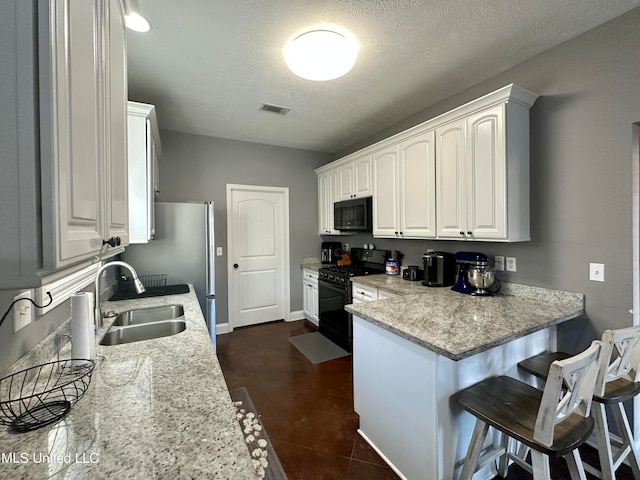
351,306,583,361
345,275,585,361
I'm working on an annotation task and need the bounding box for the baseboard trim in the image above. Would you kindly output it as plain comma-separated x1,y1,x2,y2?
289,310,304,322
357,429,408,480
216,322,231,335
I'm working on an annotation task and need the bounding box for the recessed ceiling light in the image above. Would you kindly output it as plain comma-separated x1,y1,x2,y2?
285,29,358,81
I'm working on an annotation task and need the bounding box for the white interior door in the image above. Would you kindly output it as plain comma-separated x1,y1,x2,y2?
227,185,289,329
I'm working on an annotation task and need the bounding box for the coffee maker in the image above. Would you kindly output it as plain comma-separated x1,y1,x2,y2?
452,251,494,296
421,251,456,287
321,242,343,264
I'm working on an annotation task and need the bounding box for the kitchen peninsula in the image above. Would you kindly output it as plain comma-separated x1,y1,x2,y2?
345,277,584,480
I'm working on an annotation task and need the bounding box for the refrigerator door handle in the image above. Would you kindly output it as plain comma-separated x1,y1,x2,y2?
205,202,216,296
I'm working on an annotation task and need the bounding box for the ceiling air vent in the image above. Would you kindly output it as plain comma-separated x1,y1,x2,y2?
259,103,290,115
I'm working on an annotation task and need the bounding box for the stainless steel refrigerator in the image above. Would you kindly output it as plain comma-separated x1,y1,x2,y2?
122,202,216,349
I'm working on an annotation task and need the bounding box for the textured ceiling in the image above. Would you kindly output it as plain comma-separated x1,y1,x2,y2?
127,1,640,153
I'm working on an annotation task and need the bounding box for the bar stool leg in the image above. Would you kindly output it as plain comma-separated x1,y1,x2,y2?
611,402,640,478
459,419,490,480
496,433,510,477
531,450,552,480
563,449,589,480
591,403,616,480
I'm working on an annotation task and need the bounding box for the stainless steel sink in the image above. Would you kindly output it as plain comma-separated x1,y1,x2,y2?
100,319,187,346
111,304,184,326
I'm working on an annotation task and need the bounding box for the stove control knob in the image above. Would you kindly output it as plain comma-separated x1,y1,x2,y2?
340,278,345,284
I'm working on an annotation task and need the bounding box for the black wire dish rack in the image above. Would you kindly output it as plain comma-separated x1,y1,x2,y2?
118,274,167,296
0,359,95,432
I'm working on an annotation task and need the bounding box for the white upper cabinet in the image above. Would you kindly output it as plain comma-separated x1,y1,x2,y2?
373,130,436,239
105,0,129,246
436,101,532,242
0,0,128,288
318,83,537,243
128,101,162,244
372,146,400,237
53,0,103,264
337,154,373,200
399,131,437,238
317,152,372,235
435,118,467,238
318,169,339,235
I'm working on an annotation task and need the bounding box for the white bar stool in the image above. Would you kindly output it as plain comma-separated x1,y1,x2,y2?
454,340,602,480
518,325,640,480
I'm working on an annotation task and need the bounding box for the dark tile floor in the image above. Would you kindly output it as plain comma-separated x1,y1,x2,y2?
216,319,400,480
217,319,636,480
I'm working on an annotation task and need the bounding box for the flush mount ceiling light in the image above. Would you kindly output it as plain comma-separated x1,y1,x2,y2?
123,0,152,32
285,29,358,81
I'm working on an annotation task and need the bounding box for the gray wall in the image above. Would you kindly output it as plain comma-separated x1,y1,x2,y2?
155,132,330,324
334,8,640,353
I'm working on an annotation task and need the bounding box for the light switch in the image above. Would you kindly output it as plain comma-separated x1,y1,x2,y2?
216,247,223,256
589,263,604,282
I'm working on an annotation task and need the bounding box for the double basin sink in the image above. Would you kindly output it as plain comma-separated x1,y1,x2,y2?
100,304,186,346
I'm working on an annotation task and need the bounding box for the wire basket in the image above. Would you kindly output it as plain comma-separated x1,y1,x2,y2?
0,359,95,432
119,274,167,295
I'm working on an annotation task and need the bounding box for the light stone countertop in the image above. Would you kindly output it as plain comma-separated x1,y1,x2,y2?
300,257,323,273
0,286,256,479
346,274,584,361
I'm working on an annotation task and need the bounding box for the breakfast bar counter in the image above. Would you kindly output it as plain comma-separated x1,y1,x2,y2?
0,286,255,479
345,278,585,480
346,276,584,360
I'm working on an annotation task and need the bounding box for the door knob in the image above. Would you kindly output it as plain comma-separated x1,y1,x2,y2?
233,263,239,269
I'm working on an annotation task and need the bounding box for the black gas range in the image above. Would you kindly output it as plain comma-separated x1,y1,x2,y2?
318,248,387,352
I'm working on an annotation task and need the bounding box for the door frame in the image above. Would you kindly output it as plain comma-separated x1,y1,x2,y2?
226,184,291,332
632,123,639,442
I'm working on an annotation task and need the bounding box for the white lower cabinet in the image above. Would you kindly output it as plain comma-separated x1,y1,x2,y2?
352,283,378,303
302,269,319,325
351,282,396,303
0,0,128,288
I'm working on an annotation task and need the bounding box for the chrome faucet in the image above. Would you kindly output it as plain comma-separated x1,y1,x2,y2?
94,261,146,328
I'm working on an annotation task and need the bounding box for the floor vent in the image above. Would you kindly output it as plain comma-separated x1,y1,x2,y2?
259,103,290,115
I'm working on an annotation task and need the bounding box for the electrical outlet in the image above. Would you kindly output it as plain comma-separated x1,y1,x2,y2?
494,256,505,271
506,257,517,272
343,243,349,252
13,290,33,333
216,247,223,256
589,263,604,282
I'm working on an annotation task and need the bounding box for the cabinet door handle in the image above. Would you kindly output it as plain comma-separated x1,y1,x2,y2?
103,236,121,247
459,231,465,236
467,231,472,235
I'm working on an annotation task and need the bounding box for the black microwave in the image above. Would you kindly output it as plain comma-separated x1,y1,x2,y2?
334,197,372,232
